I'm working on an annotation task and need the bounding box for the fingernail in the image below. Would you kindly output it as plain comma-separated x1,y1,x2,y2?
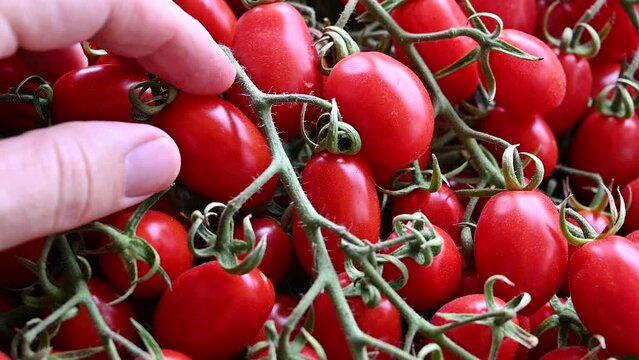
124,137,180,197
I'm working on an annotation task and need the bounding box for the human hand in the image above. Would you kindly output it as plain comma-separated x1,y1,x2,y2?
0,0,236,250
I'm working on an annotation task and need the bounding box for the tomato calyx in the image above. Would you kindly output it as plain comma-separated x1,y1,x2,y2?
377,155,450,196
129,78,177,122
0,75,53,128
301,99,362,155
248,315,326,359
316,26,360,76
533,296,589,351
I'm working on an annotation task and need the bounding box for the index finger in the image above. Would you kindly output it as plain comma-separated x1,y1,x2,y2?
0,0,235,94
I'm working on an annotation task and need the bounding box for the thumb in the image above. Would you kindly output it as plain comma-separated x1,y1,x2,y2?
0,121,181,251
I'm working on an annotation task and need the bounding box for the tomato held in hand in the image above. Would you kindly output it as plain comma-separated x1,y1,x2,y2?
99,210,193,298
52,64,149,123
324,52,434,167
392,0,479,104
292,153,380,276
154,94,277,208
175,0,237,45
227,2,322,140
475,191,567,315
430,294,521,360
0,238,45,289
488,29,566,116
153,261,274,360
569,236,639,356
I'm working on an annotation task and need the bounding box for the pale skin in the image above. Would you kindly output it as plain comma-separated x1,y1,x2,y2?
0,0,236,250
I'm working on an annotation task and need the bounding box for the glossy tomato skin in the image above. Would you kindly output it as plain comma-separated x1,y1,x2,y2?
99,210,193,298
569,111,639,190
383,226,462,312
313,274,401,360
233,217,293,284
391,185,464,245
622,178,639,233
489,29,566,116
292,153,380,276
430,294,520,360
569,236,639,356
0,238,45,288
324,52,434,167
545,51,592,136
53,279,137,357
175,0,237,45
475,191,567,315
539,346,590,360
154,94,277,208
392,0,479,104
459,0,537,33
153,261,274,360
227,2,322,140
479,107,558,180
52,64,148,123
135,349,193,360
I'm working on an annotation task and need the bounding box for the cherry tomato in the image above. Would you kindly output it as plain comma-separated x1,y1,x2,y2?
153,94,277,208
175,0,237,45
135,349,192,360
392,0,479,104
0,55,32,89
52,64,148,123
383,226,462,313
233,217,293,285
569,111,639,190
488,29,566,116
588,1,639,64
324,52,434,167
95,54,141,69
453,271,483,298
459,0,537,33
430,294,520,360
479,107,558,180
569,236,639,356
251,345,318,360
312,274,401,360
590,62,620,98
539,346,591,360
18,46,87,83
0,238,45,289
52,279,137,358
292,153,380,276
475,191,567,315
622,178,639,233
99,210,193,298
227,2,322,140
391,184,464,245
153,261,274,360
544,51,592,136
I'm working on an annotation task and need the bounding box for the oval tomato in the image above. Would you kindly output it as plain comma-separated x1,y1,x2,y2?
175,0,237,45
52,64,148,123
430,294,520,360
324,52,434,167
392,0,479,104
153,94,277,208
233,217,293,285
539,346,590,360
475,191,567,315
0,238,45,289
292,153,380,276
488,29,566,116
99,210,193,298
459,0,537,33
569,236,639,356
391,184,464,245
383,226,462,313
227,2,322,140
153,261,274,360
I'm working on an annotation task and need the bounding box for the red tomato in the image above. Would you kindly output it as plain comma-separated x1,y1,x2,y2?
589,1,639,64
513,315,531,360
622,178,639,233
475,191,567,315
52,279,137,358
544,51,592,136
227,2,322,140
0,55,41,134
526,299,579,359
539,346,590,360
18,46,87,83
52,64,148,123
479,107,558,180
0,55,32,89
324,52,434,167
430,294,520,360
0,352,9,360
459,0,537,33
453,271,484,298
391,184,464,245
135,349,192,360
0,238,45,289
175,0,237,45
154,94,277,208
569,236,639,356
368,148,430,190
98,210,193,298
626,230,639,246
233,217,293,284
569,111,639,190
95,54,141,69
292,153,380,276
392,0,479,104
590,62,620,97
251,345,318,360
488,29,566,116
312,274,401,360
153,261,274,360
383,226,462,312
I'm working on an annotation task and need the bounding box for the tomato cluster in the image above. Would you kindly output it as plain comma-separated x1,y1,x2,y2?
3,0,639,359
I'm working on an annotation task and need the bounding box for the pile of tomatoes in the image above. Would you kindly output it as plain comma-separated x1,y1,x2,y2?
3,0,639,359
